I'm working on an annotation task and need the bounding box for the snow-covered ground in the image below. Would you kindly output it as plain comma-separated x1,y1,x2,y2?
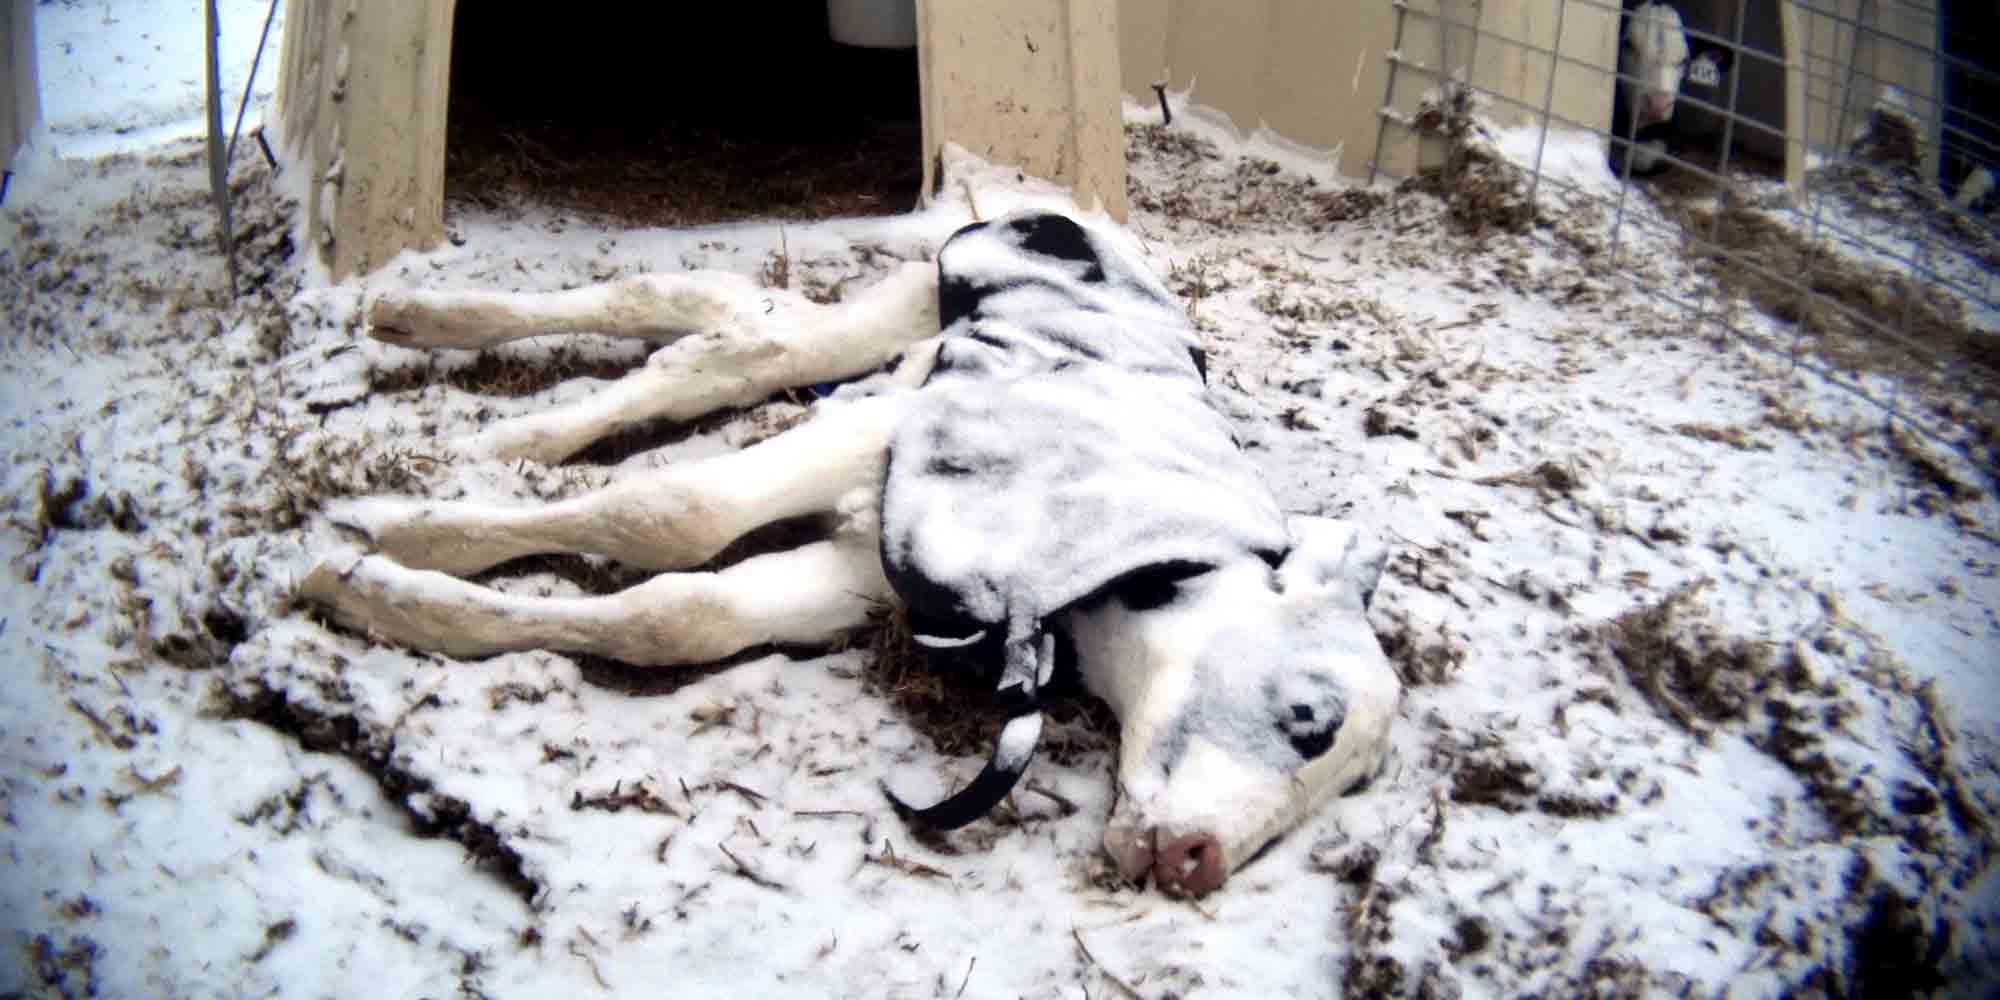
4,8,1998,998
32,0,283,159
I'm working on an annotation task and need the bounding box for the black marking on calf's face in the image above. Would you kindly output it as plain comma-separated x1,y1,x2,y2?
1279,708,1339,760
1269,673,1347,761
1138,640,1354,791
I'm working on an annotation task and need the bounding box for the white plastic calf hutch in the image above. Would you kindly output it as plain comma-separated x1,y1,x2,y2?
276,0,1128,280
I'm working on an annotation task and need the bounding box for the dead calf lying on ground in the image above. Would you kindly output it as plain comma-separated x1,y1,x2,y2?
305,211,1402,897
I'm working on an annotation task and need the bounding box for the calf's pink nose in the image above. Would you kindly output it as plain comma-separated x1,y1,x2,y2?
1153,831,1226,897
1640,92,1674,124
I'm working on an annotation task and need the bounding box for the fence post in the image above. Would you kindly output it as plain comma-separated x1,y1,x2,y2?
204,0,239,298
1367,0,1412,187
1690,0,1753,342
1523,0,1570,208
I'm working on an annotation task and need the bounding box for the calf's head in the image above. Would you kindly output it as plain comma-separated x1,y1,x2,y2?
1620,2,1691,130
1063,518,1401,896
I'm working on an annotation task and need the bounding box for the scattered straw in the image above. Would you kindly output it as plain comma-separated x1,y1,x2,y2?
716,842,788,893
1601,582,1771,733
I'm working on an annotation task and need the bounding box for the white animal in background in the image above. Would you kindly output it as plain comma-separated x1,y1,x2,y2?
1612,1,1734,177
303,211,1402,897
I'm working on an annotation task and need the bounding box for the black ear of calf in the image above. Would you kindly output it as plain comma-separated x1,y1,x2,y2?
881,711,1043,830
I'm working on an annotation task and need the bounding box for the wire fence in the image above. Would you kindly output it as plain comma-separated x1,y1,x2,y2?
1367,0,2000,479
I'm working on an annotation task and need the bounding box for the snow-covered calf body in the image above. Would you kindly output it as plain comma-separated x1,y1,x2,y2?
303,212,1400,897
1611,2,1734,176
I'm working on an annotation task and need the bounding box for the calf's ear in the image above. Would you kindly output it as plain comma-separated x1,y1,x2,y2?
1279,517,1389,611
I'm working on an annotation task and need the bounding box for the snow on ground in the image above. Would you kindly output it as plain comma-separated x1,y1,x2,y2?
33,0,283,159
4,12,2000,999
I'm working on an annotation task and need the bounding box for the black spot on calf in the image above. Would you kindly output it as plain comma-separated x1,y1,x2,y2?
1008,214,1106,284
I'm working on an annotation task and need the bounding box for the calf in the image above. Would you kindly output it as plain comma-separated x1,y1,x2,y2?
303,211,1402,897
1611,2,1735,177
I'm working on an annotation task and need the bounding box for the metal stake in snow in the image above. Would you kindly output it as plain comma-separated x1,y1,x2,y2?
226,0,283,170
204,0,239,297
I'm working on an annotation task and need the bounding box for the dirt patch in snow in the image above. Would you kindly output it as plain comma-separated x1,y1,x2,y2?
1384,86,2000,480
213,678,540,904
1603,582,1776,733
1822,102,1999,257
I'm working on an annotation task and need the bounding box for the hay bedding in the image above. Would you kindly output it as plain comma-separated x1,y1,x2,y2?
5,65,2000,1000
444,113,924,230
442,5,924,230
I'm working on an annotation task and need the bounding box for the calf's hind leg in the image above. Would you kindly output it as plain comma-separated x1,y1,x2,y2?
330,392,914,576
301,525,891,667
302,390,912,663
